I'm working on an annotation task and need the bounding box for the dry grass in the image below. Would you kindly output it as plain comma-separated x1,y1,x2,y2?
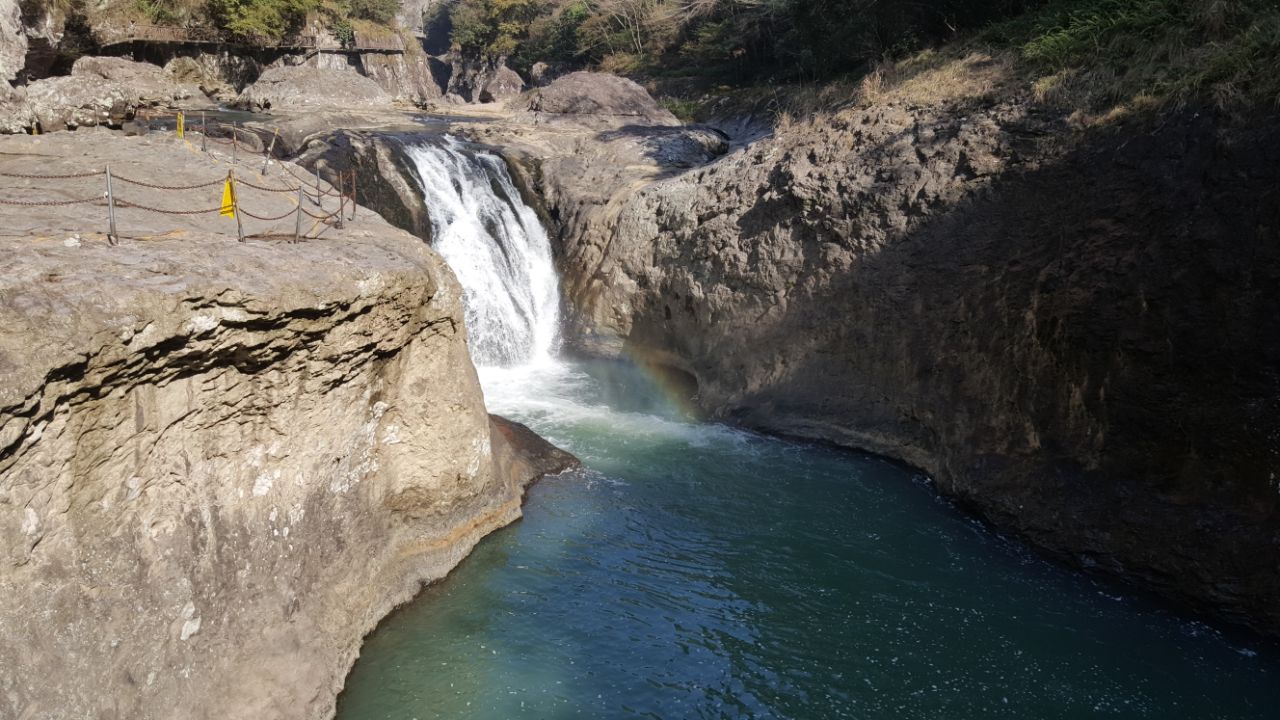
658,0,1279,131
859,50,1014,106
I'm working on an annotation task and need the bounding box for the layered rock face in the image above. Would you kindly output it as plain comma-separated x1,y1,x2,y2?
494,65,1280,633
0,132,575,718
445,56,525,103
0,0,24,84
235,64,392,111
0,56,208,132
358,48,444,105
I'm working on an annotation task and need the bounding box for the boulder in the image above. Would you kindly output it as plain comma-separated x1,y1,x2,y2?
520,71,678,126
444,56,524,103
235,65,392,111
72,55,166,84
478,64,524,103
490,415,580,489
529,61,564,87
0,68,207,133
164,52,261,100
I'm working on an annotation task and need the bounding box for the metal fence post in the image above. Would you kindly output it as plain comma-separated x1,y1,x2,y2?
335,171,345,230
261,129,278,175
230,170,245,242
105,164,118,245
232,123,238,165
349,169,357,220
293,186,303,243
201,112,207,152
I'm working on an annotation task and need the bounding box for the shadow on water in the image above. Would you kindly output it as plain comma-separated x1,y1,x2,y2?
336,357,1280,720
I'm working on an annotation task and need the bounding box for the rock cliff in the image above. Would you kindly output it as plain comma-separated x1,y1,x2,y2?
0,131,576,719
475,66,1280,634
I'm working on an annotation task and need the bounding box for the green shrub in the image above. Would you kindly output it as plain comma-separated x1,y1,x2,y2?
451,0,542,60
349,0,397,24
135,0,179,24
206,0,319,39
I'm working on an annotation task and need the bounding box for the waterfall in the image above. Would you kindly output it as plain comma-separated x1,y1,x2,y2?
405,137,561,367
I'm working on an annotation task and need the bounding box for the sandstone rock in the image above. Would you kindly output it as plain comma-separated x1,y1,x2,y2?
72,55,165,83
529,61,563,87
520,71,679,127
444,55,523,104
490,415,580,490
0,130,571,719
513,85,1280,635
478,64,524,103
0,0,23,83
235,65,392,111
297,129,438,241
0,56,210,133
360,49,444,105
164,52,261,100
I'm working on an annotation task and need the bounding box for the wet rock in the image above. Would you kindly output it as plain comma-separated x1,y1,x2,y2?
490,414,580,489
297,129,437,241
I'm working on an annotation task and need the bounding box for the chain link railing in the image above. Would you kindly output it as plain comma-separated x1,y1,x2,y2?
0,113,361,244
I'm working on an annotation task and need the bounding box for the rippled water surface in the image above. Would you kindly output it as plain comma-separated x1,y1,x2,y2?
337,360,1279,720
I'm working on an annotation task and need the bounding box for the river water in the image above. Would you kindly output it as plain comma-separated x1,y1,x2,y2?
335,137,1280,719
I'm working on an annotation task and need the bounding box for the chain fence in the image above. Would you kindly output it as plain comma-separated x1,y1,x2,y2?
0,112,361,244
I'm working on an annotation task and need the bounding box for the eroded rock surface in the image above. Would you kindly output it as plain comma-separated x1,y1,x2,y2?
0,56,209,133
0,131,568,719
0,0,24,84
359,48,444,105
235,65,392,111
479,62,1280,634
518,71,678,127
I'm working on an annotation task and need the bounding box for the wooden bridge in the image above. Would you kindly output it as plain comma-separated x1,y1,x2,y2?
96,23,406,53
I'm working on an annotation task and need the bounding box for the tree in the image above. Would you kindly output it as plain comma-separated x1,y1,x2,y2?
450,0,543,59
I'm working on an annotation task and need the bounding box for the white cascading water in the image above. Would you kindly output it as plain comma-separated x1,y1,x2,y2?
406,135,696,434
406,137,561,367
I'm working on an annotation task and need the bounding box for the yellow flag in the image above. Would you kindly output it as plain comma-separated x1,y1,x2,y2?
176,111,184,138
220,178,236,218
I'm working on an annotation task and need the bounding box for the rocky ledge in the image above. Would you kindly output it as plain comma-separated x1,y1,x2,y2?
0,130,576,719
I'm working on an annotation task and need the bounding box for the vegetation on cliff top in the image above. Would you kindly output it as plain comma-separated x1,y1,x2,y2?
449,0,1044,78
99,0,397,41
445,0,1277,120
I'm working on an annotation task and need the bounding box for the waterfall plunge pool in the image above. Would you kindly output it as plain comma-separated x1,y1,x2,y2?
335,137,1280,720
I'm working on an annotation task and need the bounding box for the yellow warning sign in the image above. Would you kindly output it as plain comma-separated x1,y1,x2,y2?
176,111,185,138
220,178,236,218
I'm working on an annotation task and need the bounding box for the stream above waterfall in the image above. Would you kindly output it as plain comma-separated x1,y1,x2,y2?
335,136,1280,720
